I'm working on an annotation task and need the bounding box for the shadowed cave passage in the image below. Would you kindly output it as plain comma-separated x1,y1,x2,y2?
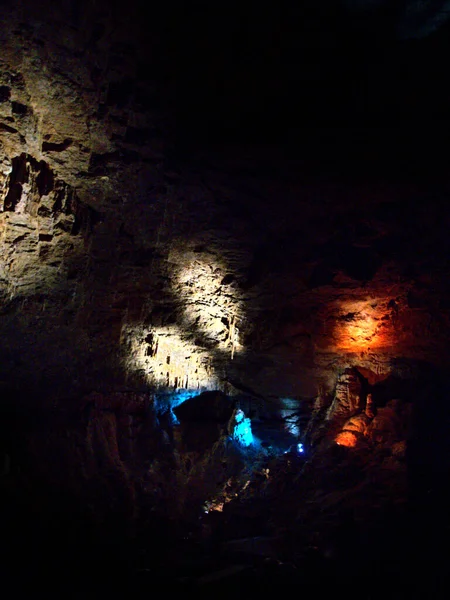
1,364,450,596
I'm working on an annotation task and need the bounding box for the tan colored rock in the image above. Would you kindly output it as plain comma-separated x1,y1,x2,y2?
335,430,359,447
342,413,371,436
326,368,362,421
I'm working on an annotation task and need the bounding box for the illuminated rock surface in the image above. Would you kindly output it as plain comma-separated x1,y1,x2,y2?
1,2,450,406
0,1,450,596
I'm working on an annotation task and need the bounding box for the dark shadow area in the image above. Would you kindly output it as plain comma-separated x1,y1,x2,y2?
0,361,449,596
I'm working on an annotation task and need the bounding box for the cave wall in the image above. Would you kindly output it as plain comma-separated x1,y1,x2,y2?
0,0,450,409
2,6,450,593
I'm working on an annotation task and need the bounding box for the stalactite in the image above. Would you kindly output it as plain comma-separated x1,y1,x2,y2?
229,314,236,360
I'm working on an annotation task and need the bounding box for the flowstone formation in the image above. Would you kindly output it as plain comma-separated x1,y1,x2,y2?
228,408,253,447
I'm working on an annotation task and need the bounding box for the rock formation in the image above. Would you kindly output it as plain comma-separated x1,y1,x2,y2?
0,1,450,409
1,1,450,595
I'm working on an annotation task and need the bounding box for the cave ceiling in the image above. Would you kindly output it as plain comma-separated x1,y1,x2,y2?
1,0,450,404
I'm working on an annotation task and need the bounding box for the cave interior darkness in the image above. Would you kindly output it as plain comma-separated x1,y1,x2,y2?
1,1,450,597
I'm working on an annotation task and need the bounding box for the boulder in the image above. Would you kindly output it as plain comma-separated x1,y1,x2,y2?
335,430,359,447
173,391,235,423
341,413,371,436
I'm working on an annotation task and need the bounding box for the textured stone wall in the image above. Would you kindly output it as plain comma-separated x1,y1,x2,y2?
0,0,450,409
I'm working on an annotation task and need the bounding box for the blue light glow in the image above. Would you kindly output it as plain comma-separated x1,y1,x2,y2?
231,409,253,447
279,398,300,437
155,389,199,410
154,389,202,424
283,443,305,455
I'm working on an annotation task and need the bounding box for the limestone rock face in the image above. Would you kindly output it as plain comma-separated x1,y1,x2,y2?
340,412,371,436
0,0,450,410
334,394,411,450
0,152,91,301
326,368,362,421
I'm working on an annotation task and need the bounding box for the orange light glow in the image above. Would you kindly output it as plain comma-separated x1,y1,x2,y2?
332,299,392,352
335,430,358,447
338,317,380,350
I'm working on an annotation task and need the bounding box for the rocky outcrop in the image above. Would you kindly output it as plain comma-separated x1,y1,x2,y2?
326,367,363,421
0,152,94,301
173,390,235,423
331,390,411,453
311,363,413,450
0,0,449,411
